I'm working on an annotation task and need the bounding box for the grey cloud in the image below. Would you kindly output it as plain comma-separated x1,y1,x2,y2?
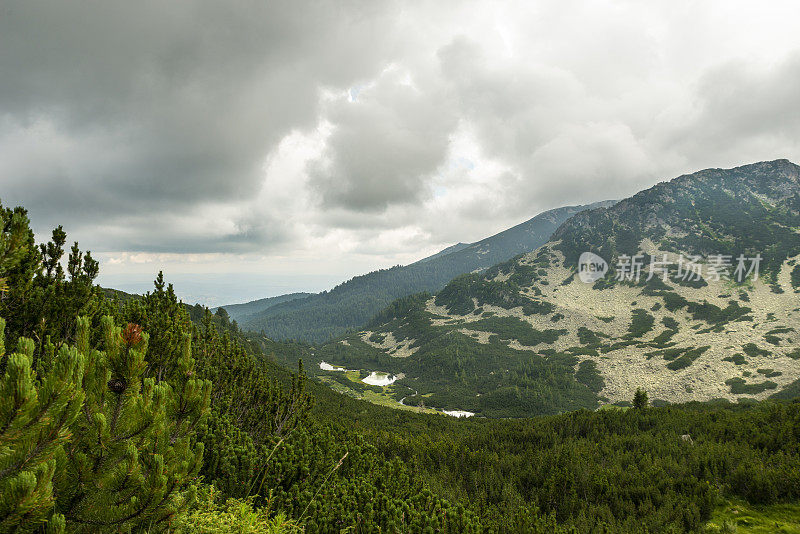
0,0,406,250
70,208,294,254
670,55,800,159
436,35,651,214
438,36,589,158
308,71,457,213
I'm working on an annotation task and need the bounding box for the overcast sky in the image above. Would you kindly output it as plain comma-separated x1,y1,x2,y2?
2,1,800,305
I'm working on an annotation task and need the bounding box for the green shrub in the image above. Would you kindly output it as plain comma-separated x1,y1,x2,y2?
650,329,678,346
725,378,778,395
742,344,770,357
626,309,655,339
666,346,710,371
575,360,604,393
368,332,386,344
791,264,800,290
662,316,679,330
578,327,604,346
722,354,747,365
173,485,300,534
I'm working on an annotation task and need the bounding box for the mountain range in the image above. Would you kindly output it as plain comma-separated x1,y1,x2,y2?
224,200,614,342
297,160,800,417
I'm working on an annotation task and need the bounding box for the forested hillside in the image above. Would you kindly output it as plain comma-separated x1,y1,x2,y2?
3,198,800,532
235,201,613,342
307,160,800,418
0,200,484,533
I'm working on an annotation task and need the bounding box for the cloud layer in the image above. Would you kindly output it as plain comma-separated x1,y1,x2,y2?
2,0,800,299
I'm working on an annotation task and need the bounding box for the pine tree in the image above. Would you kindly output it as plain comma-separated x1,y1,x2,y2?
193,307,312,446
0,204,30,286
633,388,649,410
123,272,191,383
0,203,38,365
0,318,85,533
0,202,102,363
55,316,211,532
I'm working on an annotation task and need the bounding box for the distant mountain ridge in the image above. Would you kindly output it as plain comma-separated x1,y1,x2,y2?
306,160,800,417
414,242,470,263
215,292,312,323
425,202,617,273
235,200,615,342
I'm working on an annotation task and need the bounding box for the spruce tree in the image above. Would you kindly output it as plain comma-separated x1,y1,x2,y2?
0,318,85,533
55,316,211,532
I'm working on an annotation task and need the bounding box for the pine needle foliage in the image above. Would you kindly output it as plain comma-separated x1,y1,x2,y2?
0,318,85,533
55,316,211,533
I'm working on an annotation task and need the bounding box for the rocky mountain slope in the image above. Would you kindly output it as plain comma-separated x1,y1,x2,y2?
236,200,613,342
308,160,800,417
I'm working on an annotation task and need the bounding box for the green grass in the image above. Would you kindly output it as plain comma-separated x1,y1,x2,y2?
318,374,437,413
360,389,438,413
597,403,629,412
705,498,800,533
172,484,301,533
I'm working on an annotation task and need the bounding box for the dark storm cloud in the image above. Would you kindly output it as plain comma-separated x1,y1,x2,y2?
0,0,405,251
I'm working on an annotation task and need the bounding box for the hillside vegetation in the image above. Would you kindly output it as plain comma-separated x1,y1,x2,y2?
303,160,800,418
3,195,800,532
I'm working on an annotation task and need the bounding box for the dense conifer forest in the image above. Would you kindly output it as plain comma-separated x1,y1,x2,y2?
3,200,800,533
